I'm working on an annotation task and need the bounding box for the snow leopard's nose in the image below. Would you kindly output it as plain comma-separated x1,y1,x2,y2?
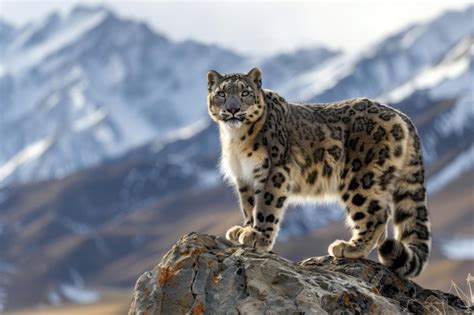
227,106,240,114
225,97,241,114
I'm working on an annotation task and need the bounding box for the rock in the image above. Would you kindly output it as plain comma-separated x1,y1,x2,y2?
128,232,470,314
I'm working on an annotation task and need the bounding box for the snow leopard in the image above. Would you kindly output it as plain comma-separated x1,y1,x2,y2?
207,68,431,278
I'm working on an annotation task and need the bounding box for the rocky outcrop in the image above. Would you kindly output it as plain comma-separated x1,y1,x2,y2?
129,232,469,314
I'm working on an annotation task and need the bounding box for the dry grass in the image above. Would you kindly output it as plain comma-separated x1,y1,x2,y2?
449,273,474,308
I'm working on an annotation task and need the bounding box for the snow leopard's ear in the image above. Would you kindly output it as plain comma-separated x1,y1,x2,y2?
247,67,262,89
207,70,223,92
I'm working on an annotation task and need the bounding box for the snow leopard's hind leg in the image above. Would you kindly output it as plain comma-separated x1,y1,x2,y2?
330,187,390,259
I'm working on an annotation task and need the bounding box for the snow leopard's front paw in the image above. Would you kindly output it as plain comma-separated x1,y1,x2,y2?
238,226,273,252
328,239,367,259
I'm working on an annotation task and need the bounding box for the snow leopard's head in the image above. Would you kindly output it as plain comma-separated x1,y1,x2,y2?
207,68,264,129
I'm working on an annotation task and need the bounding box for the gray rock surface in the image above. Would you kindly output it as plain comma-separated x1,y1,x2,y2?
128,232,469,314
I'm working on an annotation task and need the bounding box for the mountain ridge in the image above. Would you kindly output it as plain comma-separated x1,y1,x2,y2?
1,5,472,187
0,5,246,186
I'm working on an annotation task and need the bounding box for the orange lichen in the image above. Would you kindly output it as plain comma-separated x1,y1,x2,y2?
174,260,184,271
190,247,207,257
342,293,351,307
158,263,183,286
368,287,380,295
158,267,170,286
193,302,205,315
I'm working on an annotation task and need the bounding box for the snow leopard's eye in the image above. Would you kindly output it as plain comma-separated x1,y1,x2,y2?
241,91,250,97
217,91,226,98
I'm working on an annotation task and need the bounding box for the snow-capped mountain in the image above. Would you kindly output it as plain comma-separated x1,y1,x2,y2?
282,6,473,103
258,46,341,88
0,6,341,187
0,6,244,186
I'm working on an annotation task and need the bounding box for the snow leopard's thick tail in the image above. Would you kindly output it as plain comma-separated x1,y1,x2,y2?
378,120,431,278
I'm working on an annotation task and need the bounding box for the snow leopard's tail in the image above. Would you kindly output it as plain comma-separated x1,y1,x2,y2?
378,118,431,278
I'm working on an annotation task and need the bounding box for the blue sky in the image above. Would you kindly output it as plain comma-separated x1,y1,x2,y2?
0,0,471,55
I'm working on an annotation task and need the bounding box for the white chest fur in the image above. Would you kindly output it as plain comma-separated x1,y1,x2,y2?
219,126,259,184
221,150,259,183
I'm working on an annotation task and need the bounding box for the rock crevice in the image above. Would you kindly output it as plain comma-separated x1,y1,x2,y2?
129,232,469,314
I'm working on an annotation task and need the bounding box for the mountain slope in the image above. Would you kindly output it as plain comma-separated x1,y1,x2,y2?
0,6,343,188
0,6,245,186
293,6,474,103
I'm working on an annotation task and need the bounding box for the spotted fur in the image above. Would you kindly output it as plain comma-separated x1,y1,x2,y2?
207,68,431,278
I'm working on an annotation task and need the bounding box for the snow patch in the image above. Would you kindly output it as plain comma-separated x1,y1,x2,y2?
163,118,209,143
98,54,126,87
59,284,100,304
152,118,210,153
95,93,156,156
428,144,474,193
45,92,61,110
384,51,470,103
57,268,101,304
0,138,53,184
70,84,87,111
279,53,357,100
3,11,107,73
94,126,115,145
440,237,474,260
60,217,93,235
384,37,472,103
437,95,474,136
73,109,106,132
401,25,427,48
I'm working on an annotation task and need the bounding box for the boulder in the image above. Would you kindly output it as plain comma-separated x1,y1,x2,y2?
129,232,469,314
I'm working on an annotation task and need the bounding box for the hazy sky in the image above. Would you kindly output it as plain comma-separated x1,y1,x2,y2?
0,0,471,56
